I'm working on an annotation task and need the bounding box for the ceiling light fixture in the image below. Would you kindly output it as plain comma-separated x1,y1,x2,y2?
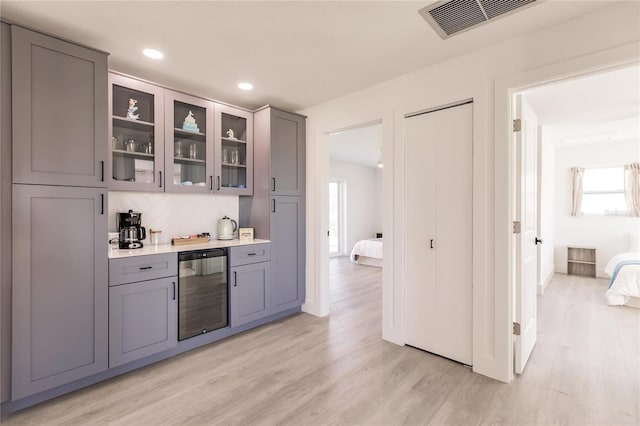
238,82,253,91
143,49,164,60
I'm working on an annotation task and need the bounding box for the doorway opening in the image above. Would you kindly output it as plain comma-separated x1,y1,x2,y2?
510,64,640,377
327,121,384,314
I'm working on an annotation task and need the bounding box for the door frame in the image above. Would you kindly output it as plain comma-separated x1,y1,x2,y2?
495,42,640,382
305,116,389,320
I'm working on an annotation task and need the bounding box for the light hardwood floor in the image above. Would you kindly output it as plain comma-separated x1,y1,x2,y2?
3,259,639,425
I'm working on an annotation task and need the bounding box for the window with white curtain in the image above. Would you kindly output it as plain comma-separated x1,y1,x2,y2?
582,166,627,215
328,180,346,256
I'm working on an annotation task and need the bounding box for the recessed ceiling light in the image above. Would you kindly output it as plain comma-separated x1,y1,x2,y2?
143,49,164,60
238,82,253,91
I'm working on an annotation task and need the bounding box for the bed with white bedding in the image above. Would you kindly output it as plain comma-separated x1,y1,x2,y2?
350,238,383,267
604,252,640,308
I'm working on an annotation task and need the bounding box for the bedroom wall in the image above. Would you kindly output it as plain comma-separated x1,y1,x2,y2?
329,159,382,254
300,1,640,383
374,167,383,237
554,138,640,277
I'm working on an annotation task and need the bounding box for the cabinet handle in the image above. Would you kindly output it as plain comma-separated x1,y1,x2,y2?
272,177,276,192
139,266,152,270
233,271,237,287
209,176,213,191
159,171,163,188
172,282,176,300
247,253,256,256
430,239,434,249
100,193,104,215
272,199,276,213
100,161,104,182
216,176,221,190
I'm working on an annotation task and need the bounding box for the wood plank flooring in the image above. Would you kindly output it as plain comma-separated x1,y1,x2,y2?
2,259,639,425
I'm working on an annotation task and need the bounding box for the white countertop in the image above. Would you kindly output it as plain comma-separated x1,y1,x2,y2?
108,239,271,259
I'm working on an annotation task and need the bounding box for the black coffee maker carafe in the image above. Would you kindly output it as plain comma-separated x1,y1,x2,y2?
117,210,146,249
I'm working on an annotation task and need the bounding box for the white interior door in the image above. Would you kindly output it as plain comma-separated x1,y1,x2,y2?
404,102,473,365
514,94,539,374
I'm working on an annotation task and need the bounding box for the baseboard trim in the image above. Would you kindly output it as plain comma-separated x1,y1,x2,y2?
302,300,328,317
538,265,555,295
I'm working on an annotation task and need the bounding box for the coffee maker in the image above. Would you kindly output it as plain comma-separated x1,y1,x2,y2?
117,210,146,249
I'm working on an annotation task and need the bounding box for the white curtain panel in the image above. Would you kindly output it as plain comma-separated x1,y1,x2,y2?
570,167,584,217
625,163,640,217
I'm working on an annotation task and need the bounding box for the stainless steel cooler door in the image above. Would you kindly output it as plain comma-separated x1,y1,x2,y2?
178,251,228,341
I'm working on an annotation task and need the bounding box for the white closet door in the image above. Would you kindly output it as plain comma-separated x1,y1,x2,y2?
404,102,473,365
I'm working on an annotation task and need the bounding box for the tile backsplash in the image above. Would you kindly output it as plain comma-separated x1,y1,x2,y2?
109,192,239,243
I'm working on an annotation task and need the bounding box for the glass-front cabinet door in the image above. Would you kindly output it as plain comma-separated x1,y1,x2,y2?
108,73,164,192
164,90,214,193
214,104,253,195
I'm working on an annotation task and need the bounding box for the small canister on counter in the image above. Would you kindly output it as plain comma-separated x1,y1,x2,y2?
149,229,162,246
108,232,119,252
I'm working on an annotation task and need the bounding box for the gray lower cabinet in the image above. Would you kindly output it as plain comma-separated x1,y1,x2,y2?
270,196,305,313
109,277,177,368
11,184,108,400
229,244,271,327
230,262,271,327
11,26,108,188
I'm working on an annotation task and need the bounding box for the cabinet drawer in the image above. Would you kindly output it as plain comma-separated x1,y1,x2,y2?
109,253,177,286
229,244,271,266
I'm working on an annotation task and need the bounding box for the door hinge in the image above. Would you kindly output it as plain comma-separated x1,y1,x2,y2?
513,118,522,132
513,322,521,336
513,221,521,234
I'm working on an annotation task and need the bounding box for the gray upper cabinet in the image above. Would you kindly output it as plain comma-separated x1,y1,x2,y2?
11,26,108,188
109,73,165,192
270,196,305,313
109,276,177,368
165,90,214,193
12,184,108,400
254,107,305,197
214,104,253,195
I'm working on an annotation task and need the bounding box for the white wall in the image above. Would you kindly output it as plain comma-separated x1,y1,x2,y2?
553,139,640,277
374,167,383,236
108,192,239,242
300,1,640,383
329,160,382,253
539,127,556,293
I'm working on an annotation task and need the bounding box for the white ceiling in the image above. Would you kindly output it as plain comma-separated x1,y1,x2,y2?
524,65,640,145
330,123,382,168
0,1,616,111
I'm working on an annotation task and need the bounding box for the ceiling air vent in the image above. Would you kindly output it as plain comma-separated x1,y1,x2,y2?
419,0,538,39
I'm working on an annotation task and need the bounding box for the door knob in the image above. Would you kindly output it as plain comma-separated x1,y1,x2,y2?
535,238,543,245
